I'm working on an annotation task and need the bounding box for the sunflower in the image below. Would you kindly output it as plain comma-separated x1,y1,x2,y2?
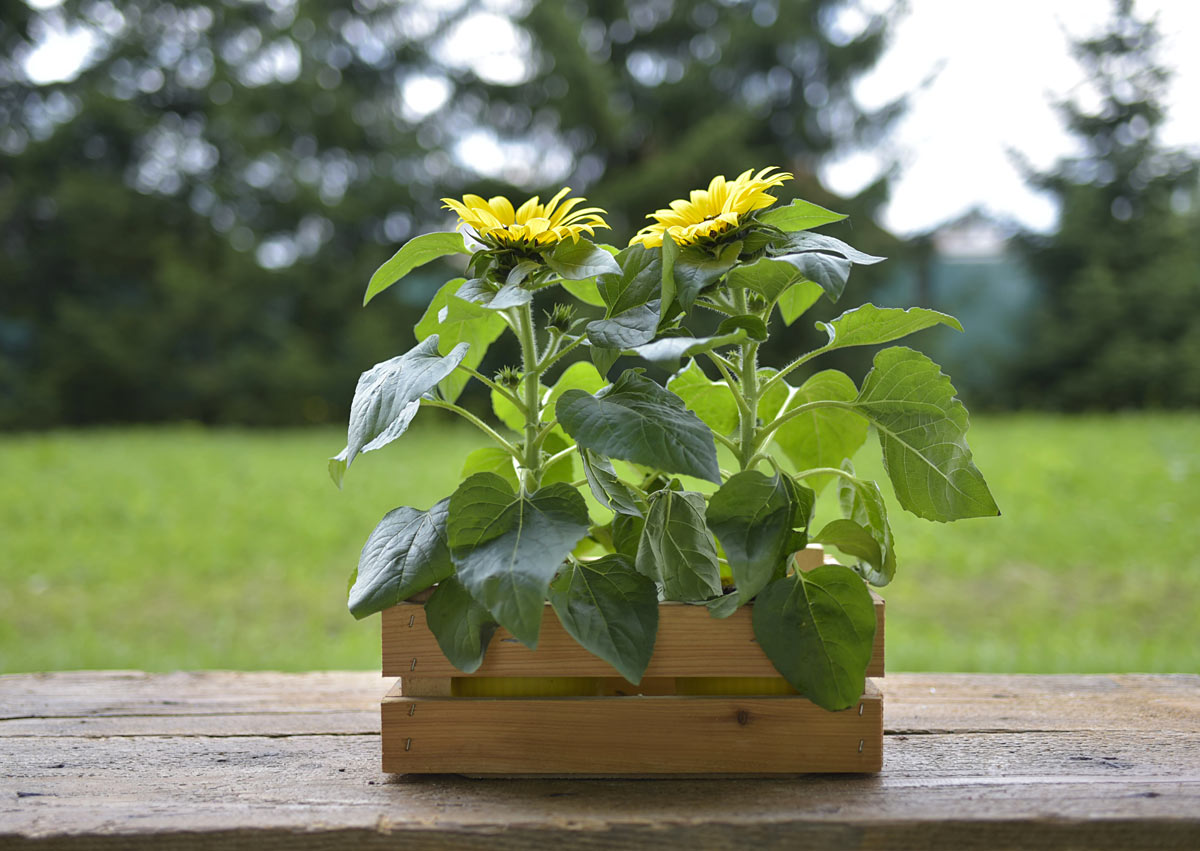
629,167,793,249
442,188,609,249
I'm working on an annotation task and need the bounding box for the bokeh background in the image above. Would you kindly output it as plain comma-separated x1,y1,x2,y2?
2,0,1197,673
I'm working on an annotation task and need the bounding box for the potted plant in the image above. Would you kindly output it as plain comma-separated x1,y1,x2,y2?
331,168,998,775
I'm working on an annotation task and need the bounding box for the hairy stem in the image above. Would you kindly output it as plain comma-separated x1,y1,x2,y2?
514,303,544,490
420,399,522,459
733,288,760,470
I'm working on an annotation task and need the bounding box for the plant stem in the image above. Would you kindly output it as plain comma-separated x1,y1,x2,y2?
732,288,760,470
455,363,523,409
514,303,544,490
759,346,829,396
792,465,858,483
419,399,521,459
756,399,858,448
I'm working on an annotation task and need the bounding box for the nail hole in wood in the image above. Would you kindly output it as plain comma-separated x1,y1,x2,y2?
736,710,750,726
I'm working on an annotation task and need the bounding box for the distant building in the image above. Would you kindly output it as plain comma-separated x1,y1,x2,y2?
869,209,1038,407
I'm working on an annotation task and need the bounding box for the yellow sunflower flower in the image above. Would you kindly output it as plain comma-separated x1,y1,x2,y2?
441,188,609,249
630,167,793,249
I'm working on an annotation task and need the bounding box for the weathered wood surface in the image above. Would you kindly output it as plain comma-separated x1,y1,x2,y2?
2,671,1199,850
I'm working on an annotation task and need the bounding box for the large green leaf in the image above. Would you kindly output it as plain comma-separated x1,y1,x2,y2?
752,564,876,711
835,461,896,586
597,244,662,314
630,326,753,365
636,487,722,602
461,446,519,492
557,369,721,484
756,368,790,421
669,241,741,311
726,255,813,302
778,279,824,325
816,304,963,353
544,238,622,281
771,251,852,302
544,361,605,421
667,360,738,435
447,473,590,647
774,231,887,266
424,575,498,674
585,301,660,349
855,347,1000,522
549,554,659,683
363,232,471,305
757,199,846,232
812,519,893,587
705,471,798,605
329,336,468,487
774,370,868,494
414,278,506,403
560,276,606,307
580,449,645,516
348,498,453,619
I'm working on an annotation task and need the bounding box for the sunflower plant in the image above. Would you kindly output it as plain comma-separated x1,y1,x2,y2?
333,169,998,712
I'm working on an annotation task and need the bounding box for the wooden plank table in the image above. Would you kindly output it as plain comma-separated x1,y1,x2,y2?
2,672,1198,849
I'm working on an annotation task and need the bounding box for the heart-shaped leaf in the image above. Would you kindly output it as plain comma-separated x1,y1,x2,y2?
329,336,468,486
558,370,721,484
752,564,877,711
855,347,999,522
549,554,659,683
667,360,738,435
363,231,471,305
706,471,800,605
774,370,867,494
424,575,498,674
447,473,590,647
348,498,453,619
545,238,622,280
816,304,962,352
580,448,645,516
637,487,722,602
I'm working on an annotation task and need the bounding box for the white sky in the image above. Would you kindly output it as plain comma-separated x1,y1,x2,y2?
23,0,1200,236
821,0,1200,234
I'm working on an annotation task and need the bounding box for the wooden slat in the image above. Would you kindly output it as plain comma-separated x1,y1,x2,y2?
381,682,882,775
384,592,885,678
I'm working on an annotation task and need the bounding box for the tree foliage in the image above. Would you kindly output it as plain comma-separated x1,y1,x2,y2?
1013,0,1200,408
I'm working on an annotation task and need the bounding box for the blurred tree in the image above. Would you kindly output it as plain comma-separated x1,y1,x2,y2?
1013,0,1200,408
0,0,901,428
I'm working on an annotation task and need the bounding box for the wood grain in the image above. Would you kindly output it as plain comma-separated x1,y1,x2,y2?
2,672,1199,849
383,592,885,679
382,682,882,775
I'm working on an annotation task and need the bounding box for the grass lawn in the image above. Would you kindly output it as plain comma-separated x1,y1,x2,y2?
1,413,1197,674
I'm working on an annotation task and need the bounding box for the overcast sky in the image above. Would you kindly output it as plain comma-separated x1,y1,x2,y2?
822,0,1200,234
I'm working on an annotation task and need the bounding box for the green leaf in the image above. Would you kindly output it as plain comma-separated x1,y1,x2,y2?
461,446,520,492
414,278,506,403
545,361,605,422
631,327,751,365
667,360,738,435
778,280,824,325
598,244,662,315
505,259,541,286
586,301,661,349
670,241,741,311
544,238,622,281
727,255,813,302
772,251,852,302
541,431,576,486
637,487,722,602
611,512,644,560
717,314,769,342
447,473,590,647
757,199,847,232
836,461,896,586
660,232,679,320
481,281,533,310
424,575,498,674
776,232,886,266
579,448,645,516
855,347,1000,522
591,343,621,377
549,554,659,683
706,471,799,605
364,232,471,305
329,336,468,487
816,304,963,352
752,564,877,711
774,370,868,494
558,369,721,484
813,518,893,587
348,499,453,619
560,276,606,307
756,368,789,421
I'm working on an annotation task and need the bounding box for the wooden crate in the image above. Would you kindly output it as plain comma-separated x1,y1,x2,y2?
378,550,884,775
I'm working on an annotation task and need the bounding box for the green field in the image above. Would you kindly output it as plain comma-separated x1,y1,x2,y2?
2,413,1197,674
